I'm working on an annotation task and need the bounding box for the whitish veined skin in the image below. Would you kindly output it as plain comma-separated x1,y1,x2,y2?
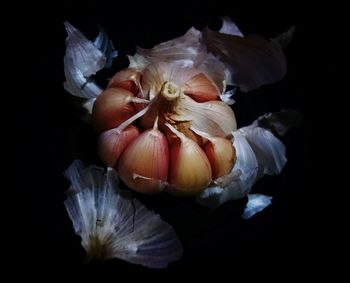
64,160,183,268
197,113,289,209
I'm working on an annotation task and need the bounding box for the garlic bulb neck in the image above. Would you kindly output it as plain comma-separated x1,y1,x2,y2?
160,81,180,101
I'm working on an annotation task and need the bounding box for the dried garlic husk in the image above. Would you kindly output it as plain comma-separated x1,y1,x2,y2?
64,160,182,268
63,22,117,113
197,111,290,209
241,194,273,219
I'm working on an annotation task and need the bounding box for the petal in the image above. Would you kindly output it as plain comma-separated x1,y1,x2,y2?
64,160,182,268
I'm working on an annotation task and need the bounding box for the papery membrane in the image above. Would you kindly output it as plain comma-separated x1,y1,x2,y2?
64,160,182,268
197,115,288,209
241,194,273,219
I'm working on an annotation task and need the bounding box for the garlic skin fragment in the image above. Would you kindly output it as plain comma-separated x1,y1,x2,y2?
63,22,117,113
197,113,288,209
241,194,272,219
64,160,182,268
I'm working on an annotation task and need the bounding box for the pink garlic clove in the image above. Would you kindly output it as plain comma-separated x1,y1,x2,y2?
92,87,148,133
203,137,236,179
118,119,169,194
183,73,220,102
166,123,212,195
98,126,140,168
107,68,142,95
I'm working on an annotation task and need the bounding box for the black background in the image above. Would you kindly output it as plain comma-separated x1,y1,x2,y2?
17,0,322,277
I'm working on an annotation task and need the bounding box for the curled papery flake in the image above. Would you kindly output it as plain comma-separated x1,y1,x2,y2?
241,194,272,219
197,116,288,209
64,160,182,268
220,88,237,105
63,22,111,100
219,17,244,37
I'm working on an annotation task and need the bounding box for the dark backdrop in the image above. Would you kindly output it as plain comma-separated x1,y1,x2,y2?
18,0,318,277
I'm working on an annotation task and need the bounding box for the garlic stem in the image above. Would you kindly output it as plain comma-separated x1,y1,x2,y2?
160,81,180,101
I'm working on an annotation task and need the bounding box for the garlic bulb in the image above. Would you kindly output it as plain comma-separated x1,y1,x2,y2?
93,61,236,195
64,160,182,268
63,20,294,198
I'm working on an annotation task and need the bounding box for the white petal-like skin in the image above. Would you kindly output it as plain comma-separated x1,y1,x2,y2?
131,27,204,66
219,17,244,37
243,127,287,175
220,88,236,105
128,28,227,93
241,194,272,219
197,121,287,209
173,95,237,137
93,28,118,68
63,22,109,99
64,160,182,268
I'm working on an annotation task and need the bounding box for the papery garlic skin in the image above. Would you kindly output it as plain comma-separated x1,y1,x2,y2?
197,112,289,209
64,160,182,268
63,22,117,113
241,194,273,219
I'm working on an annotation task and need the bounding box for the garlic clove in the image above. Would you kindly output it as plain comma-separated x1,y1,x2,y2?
172,95,237,137
203,137,236,179
183,73,220,102
92,87,148,132
166,123,212,195
98,126,140,168
107,68,142,95
118,119,169,193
